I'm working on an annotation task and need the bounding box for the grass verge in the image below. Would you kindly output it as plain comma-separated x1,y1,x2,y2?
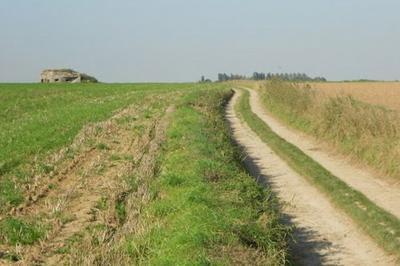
122,89,290,265
235,89,400,260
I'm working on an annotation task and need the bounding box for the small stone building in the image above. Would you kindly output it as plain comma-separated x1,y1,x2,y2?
40,69,98,83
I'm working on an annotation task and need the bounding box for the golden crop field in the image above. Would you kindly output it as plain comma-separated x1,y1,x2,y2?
310,82,400,111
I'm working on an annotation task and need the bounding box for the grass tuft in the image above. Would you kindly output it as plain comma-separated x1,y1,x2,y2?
0,178,23,208
0,217,45,245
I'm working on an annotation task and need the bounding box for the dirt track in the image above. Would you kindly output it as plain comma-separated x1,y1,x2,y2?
227,90,395,265
247,88,400,219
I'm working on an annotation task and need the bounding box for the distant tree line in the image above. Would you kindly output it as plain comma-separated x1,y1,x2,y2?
216,72,327,82
199,75,212,83
217,73,247,82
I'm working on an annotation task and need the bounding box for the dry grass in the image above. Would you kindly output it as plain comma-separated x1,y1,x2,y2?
236,89,400,260
309,82,400,111
249,80,400,180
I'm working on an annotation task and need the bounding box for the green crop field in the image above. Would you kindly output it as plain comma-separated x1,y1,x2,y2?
0,83,197,209
0,83,290,265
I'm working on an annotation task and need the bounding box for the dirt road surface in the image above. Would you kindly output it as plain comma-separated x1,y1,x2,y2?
246,88,400,220
227,90,395,265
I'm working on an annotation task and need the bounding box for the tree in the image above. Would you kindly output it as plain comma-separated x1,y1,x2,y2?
217,71,326,82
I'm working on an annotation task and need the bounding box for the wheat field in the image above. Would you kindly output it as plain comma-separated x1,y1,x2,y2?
310,82,400,111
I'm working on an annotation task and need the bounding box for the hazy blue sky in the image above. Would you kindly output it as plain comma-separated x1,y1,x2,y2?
1,0,399,82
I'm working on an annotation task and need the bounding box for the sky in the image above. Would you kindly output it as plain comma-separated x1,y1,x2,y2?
0,0,399,82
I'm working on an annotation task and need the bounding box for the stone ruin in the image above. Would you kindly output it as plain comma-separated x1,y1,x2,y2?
40,69,98,83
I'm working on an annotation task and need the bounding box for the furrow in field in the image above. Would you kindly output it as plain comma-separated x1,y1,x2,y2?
0,92,177,265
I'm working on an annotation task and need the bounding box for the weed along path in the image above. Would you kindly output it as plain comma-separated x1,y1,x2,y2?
246,88,400,219
227,90,395,265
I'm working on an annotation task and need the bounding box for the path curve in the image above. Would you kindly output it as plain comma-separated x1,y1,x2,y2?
227,90,395,265
246,88,400,219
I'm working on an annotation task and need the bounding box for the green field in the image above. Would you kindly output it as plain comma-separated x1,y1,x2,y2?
0,83,198,209
0,83,290,265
